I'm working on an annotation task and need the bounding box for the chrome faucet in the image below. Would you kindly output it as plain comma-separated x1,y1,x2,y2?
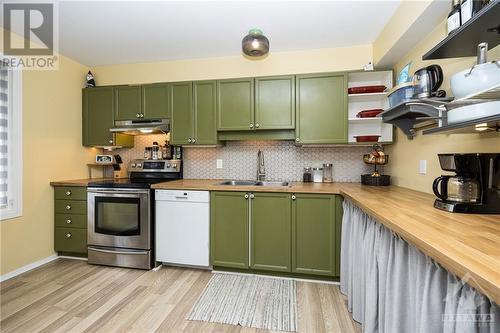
257,150,266,181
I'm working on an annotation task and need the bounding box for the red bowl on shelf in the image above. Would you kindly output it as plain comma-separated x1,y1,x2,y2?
356,109,384,118
353,135,381,143
348,85,387,94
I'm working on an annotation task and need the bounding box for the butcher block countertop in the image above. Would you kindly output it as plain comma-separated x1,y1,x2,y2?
50,178,114,187
153,179,500,304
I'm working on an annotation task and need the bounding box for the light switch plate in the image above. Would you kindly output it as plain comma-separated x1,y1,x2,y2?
216,159,223,169
419,160,427,175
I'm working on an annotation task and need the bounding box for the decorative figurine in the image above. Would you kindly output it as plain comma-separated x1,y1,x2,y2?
86,71,96,87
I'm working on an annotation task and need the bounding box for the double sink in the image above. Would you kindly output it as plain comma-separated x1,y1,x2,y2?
218,180,290,187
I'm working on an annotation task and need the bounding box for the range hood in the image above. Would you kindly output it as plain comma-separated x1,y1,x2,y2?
110,119,170,136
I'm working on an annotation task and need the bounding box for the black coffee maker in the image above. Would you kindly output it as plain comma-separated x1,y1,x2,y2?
433,153,500,214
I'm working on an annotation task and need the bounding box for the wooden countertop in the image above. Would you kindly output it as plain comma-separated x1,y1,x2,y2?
51,177,500,303
153,179,500,304
50,178,114,187
151,179,344,194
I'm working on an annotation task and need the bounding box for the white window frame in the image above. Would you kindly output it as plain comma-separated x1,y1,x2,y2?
0,68,23,221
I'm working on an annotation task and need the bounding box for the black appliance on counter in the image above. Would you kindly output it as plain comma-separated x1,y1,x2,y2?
87,158,182,269
433,153,500,214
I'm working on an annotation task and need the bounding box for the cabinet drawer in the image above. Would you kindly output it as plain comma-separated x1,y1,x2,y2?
54,187,87,200
55,213,87,229
55,227,87,254
55,200,87,215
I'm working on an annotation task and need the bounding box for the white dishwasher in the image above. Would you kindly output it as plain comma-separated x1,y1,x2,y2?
155,190,210,267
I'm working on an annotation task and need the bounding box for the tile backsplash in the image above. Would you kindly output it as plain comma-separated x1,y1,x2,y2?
113,135,374,182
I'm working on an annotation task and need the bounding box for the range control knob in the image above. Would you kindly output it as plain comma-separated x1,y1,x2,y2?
166,164,171,168
131,163,136,168
137,163,142,168
172,164,177,168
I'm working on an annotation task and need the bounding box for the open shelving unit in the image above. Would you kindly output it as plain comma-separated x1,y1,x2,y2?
422,1,500,60
347,71,393,144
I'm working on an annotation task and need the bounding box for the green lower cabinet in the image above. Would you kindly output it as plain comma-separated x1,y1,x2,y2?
250,193,291,272
210,192,249,269
335,196,343,277
292,194,336,276
55,227,87,254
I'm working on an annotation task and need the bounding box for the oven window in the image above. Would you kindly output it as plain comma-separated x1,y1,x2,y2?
95,197,140,236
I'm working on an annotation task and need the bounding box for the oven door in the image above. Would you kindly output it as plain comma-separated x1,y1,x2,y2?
87,188,150,250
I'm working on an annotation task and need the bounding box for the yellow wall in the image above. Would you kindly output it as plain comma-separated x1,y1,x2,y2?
92,45,372,84
0,29,96,275
385,19,500,193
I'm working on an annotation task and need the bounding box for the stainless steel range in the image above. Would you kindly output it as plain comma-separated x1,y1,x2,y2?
87,159,182,269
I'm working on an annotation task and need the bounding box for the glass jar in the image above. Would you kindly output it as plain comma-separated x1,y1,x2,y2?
323,163,333,183
312,167,323,183
152,142,159,160
144,147,152,160
303,167,312,182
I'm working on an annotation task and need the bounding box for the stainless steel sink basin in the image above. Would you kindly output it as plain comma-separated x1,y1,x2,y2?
255,181,290,187
217,180,258,186
217,180,290,187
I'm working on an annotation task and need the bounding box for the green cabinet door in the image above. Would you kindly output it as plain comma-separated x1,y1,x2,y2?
82,87,114,146
217,78,254,131
250,193,292,272
194,81,217,145
142,83,170,120
115,86,142,121
334,196,343,277
210,191,249,269
170,82,194,145
296,73,347,144
292,194,336,276
255,76,295,130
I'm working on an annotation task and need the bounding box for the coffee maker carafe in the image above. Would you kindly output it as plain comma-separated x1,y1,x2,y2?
433,153,500,214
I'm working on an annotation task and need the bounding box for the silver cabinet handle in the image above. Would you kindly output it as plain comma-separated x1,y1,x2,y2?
249,193,255,199
244,194,249,199
109,139,113,144
140,113,144,118
192,138,196,143
255,123,260,128
249,123,254,128
66,219,72,224
65,233,72,238
65,205,71,210
292,195,296,200
65,190,71,196
295,138,300,142
188,138,192,143
136,113,140,118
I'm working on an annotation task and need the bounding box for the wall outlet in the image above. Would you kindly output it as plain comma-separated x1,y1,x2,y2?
216,159,223,169
419,160,427,175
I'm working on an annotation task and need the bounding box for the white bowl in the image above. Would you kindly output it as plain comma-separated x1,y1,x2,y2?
450,62,500,99
447,101,500,124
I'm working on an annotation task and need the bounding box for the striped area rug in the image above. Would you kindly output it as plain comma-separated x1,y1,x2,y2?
187,273,297,332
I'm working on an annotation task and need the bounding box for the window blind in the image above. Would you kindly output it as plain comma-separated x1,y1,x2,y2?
0,68,8,208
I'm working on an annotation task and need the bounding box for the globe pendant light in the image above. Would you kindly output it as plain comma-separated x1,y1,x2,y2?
242,29,269,57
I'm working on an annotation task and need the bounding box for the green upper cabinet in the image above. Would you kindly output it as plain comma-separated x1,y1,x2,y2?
82,87,133,147
292,193,336,276
170,82,194,145
142,83,170,120
114,86,142,121
193,81,218,145
250,193,292,272
296,73,348,144
210,191,249,269
217,78,254,131
255,75,295,130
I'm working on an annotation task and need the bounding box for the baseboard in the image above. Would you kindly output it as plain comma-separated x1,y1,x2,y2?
0,254,59,282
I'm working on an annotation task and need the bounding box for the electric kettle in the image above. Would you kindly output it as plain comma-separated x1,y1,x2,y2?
432,175,480,203
412,64,444,98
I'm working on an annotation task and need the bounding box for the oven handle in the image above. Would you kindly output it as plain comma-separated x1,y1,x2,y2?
88,246,149,255
87,188,150,195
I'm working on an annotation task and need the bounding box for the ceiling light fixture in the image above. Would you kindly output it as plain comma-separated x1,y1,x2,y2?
242,29,269,57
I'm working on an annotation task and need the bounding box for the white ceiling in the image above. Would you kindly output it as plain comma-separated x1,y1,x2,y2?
50,1,401,66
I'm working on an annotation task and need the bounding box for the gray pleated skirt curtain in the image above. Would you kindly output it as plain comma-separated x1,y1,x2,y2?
340,199,499,333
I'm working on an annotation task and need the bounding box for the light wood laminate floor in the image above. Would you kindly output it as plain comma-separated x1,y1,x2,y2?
0,259,361,333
